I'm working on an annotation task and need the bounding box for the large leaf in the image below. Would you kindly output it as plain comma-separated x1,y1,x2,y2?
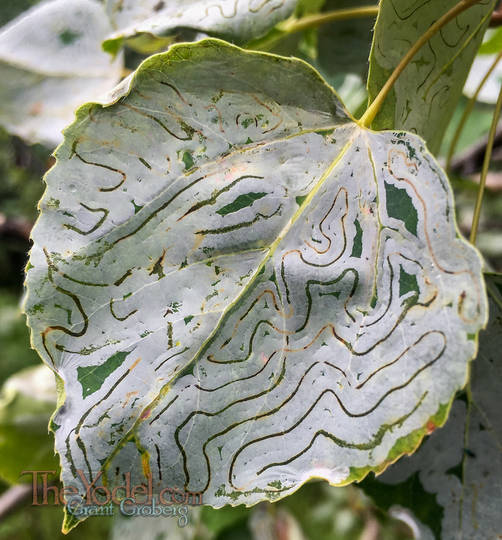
360,274,502,540
367,0,496,154
24,39,486,530
0,0,123,146
103,0,298,55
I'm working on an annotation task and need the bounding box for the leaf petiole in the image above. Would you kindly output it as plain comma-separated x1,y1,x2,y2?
248,5,378,52
469,81,502,244
280,5,379,35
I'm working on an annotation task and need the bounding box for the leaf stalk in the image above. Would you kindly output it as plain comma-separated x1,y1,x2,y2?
281,6,379,34
469,81,502,244
249,5,378,51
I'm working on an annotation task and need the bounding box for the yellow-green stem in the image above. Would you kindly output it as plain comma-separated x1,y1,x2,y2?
282,6,379,34
446,50,502,171
250,6,378,51
359,0,483,128
470,82,502,244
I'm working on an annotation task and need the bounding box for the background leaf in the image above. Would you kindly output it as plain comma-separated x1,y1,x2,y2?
367,0,496,154
103,0,298,55
0,0,123,146
360,273,502,539
24,40,486,530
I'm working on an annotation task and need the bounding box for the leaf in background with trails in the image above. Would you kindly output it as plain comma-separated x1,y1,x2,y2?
0,365,58,484
360,274,502,540
367,0,496,154
103,0,298,55
24,40,487,531
0,0,123,147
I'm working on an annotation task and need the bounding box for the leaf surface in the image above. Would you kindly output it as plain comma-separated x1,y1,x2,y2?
367,0,496,153
361,274,502,540
0,0,123,146
103,0,298,55
24,39,486,529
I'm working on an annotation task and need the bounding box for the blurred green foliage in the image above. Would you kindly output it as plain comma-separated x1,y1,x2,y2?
0,0,41,27
0,291,40,384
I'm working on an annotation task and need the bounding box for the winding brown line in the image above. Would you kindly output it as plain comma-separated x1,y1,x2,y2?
177,356,292,490
284,291,419,356
63,203,109,236
254,393,426,477
109,298,138,321
65,356,141,481
118,102,194,141
149,395,179,425
355,330,446,389
178,174,264,221
202,0,238,20
196,351,278,393
72,143,126,193
154,347,190,372
251,95,282,133
41,249,91,365
112,174,209,247
196,206,282,236
228,356,438,488
44,248,109,287
159,80,191,106
386,147,483,321
206,105,224,133
305,187,348,255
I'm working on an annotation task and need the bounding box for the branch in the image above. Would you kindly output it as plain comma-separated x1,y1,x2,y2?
359,0,484,128
489,5,502,25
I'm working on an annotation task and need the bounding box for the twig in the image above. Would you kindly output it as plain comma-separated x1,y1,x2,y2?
470,83,502,244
